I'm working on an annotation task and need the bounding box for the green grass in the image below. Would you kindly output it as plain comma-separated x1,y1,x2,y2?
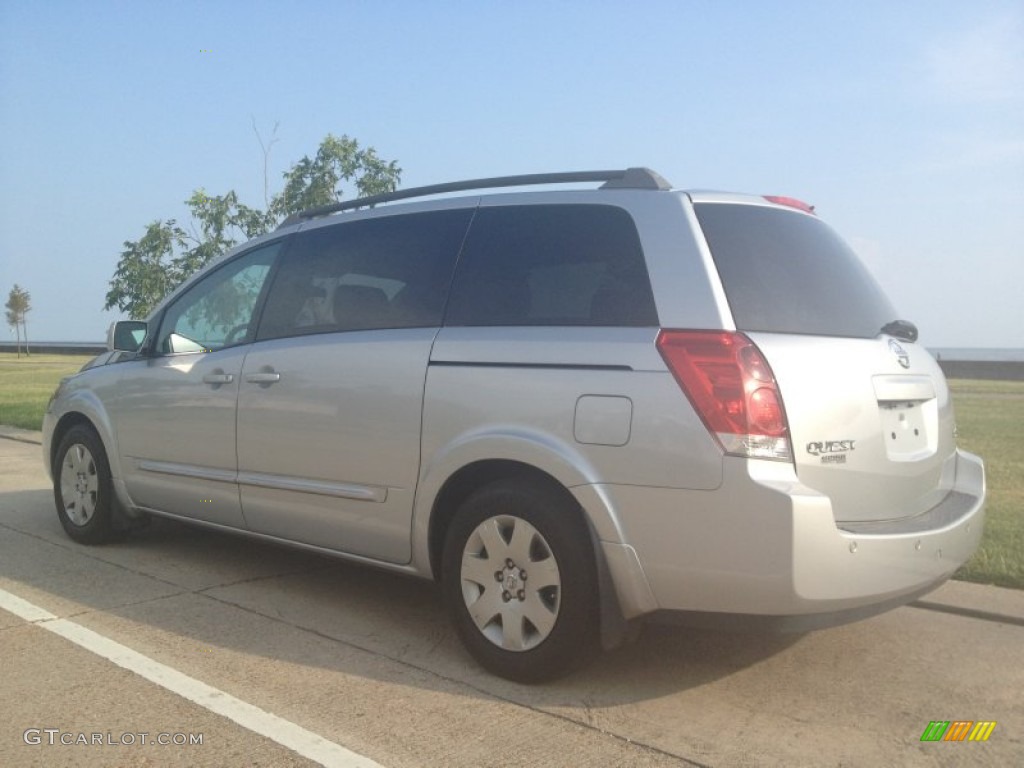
0,356,1021,588
0,353,95,430
949,379,1024,589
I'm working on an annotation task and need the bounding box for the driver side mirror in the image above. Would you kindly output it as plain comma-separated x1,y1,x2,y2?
108,320,148,353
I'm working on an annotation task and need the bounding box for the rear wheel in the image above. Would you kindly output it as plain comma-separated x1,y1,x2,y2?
54,426,118,544
442,478,598,682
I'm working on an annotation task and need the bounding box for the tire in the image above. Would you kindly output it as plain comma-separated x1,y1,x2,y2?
441,477,598,683
53,425,118,545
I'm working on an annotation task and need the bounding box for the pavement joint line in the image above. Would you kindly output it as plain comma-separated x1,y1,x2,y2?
0,586,385,768
0,520,333,596
453,678,713,768
200,590,711,768
1,582,705,768
1,577,701,768
0,521,191,592
194,564,337,593
909,599,1024,628
0,432,42,445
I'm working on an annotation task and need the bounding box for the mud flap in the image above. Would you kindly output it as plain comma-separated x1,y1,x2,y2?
585,517,635,650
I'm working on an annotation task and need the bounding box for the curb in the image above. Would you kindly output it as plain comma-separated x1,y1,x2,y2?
911,579,1024,626
0,426,42,445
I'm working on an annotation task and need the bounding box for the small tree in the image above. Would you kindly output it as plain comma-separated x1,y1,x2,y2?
104,132,400,319
5,285,30,357
5,306,20,356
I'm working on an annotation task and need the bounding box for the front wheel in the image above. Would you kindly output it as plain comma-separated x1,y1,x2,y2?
441,478,598,682
54,425,118,544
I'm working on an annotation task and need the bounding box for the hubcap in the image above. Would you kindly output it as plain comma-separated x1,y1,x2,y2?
460,515,561,652
59,443,98,526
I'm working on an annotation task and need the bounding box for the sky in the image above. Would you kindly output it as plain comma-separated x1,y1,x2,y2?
1,0,1021,347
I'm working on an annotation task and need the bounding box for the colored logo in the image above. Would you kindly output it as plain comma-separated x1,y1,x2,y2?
920,721,997,742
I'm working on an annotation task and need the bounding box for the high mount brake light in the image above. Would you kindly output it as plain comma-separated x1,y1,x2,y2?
656,330,792,461
763,195,816,215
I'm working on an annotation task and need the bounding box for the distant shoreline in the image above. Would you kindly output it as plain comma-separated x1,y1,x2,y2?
4,342,1024,359
928,348,1024,363
935,361,1024,382
3,342,1023,381
2,342,107,355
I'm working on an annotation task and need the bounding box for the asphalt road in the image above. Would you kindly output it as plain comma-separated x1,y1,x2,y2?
1,430,1021,767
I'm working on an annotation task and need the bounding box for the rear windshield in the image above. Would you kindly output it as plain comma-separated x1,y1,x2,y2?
694,203,896,339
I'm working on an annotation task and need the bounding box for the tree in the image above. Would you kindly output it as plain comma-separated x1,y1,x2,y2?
4,306,19,356
5,284,31,357
104,132,401,319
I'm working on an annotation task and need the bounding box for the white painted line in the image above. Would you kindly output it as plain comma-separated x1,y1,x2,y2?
0,589,58,622
0,587,384,768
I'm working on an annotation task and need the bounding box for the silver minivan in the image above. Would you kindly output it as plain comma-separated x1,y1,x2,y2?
44,168,986,681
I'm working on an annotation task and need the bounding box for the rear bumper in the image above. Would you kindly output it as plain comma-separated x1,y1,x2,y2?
580,449,985,623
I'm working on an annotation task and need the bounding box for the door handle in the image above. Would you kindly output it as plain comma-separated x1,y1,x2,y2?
246,372,281,384
202,373,234,385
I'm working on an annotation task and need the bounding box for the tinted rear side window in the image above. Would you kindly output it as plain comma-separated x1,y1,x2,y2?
256,209,472,340
445,204,658,327
694,203,896,339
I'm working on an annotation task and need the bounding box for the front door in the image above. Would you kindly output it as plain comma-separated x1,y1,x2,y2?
113,242,282,526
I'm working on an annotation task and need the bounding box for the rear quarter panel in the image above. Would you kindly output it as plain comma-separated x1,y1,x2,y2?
413,327,724,565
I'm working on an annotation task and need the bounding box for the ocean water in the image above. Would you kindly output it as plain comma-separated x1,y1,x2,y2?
12,342,1024,362
928,348,1024,362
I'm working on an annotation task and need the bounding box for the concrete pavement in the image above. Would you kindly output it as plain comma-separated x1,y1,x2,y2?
1,427,1021,766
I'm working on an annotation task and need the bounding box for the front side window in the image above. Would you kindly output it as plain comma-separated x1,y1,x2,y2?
256,209,473,341
445,204,658,327
156,243,281,354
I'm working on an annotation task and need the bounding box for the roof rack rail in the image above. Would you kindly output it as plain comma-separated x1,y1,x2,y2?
277,167,672,228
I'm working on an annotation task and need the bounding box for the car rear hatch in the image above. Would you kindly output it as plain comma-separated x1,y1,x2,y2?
690,195,957,524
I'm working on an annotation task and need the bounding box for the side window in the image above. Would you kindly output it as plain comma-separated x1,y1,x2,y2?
256,208,473,341
156,243,281,355
445,205,658,327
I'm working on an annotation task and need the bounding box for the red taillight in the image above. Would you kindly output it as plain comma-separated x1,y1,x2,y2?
763,195,815,215
656,330,792,461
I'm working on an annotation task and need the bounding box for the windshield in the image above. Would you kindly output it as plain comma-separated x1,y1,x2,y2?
694,203,897,339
